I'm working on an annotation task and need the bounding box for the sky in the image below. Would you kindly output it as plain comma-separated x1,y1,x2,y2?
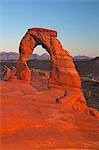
0,0,99,57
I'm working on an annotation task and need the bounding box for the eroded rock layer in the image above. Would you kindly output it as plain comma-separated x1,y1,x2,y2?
17,28,81,88
15,28,90,111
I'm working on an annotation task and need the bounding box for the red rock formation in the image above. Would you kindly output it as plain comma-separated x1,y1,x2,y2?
17,28,81,88
1,65,11,80
1,65,17,81
16,28,89,111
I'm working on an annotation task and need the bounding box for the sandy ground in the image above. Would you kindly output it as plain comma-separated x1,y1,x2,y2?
0,79,99,150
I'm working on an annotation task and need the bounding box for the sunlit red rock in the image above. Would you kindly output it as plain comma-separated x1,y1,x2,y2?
18,28,81,88
16,28,87,111
0,80,99,149
1,28,99,149
17,62,31,81
1,65,17,81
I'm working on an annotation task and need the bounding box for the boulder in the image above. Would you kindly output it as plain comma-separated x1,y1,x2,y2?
1,65,17,81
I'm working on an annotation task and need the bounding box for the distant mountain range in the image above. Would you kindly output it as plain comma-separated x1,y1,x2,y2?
73,55,92,61
0,52,50,61
0,52,99,80
0,51,96,62
0,52,19,61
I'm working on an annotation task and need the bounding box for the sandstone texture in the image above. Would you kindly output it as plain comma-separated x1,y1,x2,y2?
0,80,99,149
17,28,87,111
17,28,81,88
17,62,31,81
1,65,17,81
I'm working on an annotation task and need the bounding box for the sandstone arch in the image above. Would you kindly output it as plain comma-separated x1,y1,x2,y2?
17,28,81,89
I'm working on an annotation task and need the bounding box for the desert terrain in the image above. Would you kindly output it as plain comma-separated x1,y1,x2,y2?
1,56,99,110
0,57,99,150
0,28,99,149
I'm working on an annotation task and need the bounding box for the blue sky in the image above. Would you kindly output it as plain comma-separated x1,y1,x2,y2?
0,0,99,56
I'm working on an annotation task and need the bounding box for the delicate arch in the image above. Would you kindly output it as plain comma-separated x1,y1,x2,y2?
17,28,81,88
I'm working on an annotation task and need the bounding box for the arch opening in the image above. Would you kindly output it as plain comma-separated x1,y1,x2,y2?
28,45,51,91
27,44,51,71
29,45,50,61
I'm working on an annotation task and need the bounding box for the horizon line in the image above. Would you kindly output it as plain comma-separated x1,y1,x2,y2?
0,50,99,58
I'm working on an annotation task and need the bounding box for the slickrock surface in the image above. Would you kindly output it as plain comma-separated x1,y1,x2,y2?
0,79,99,149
